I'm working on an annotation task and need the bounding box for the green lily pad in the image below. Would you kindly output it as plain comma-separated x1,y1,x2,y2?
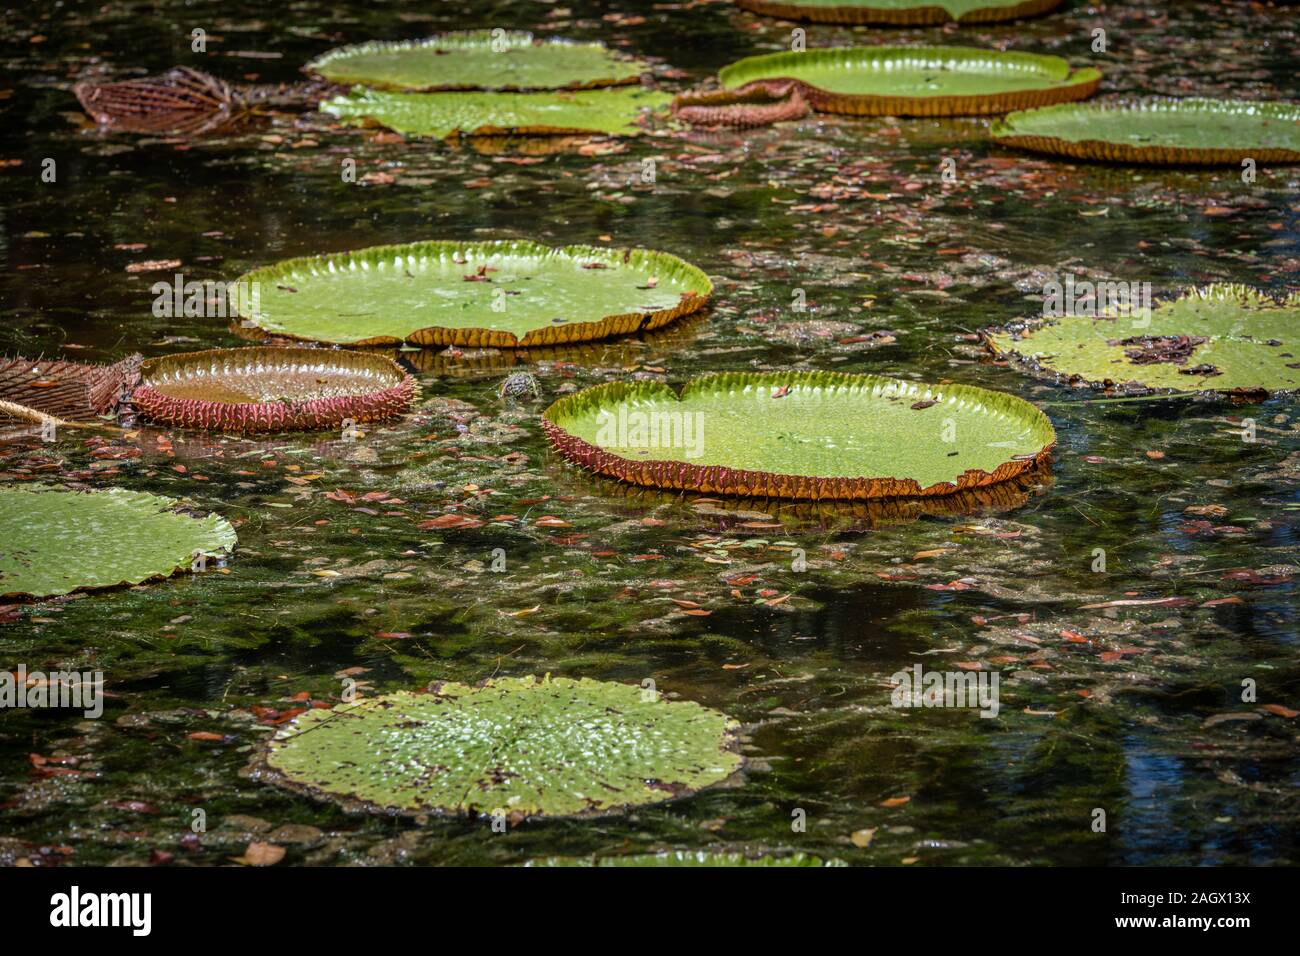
233,239,712,348
718,46,1100,116
543,371,1056,500
986,284,1300,396
321,86,670,139
734,0,1062,25
526,851,846,866
305,31,647,92
0,487,236,599
252,676,744,818
992,98,1300,164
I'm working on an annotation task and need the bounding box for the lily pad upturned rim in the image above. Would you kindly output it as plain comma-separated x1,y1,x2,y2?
303,30,648,92
248,675,745,820
717,46,1101,117
991,97,1300,165
132,347,418,434
0,486,237,599
983,283,1300,397
734,0,1063,26
543,370,1057,501
233,239,713,348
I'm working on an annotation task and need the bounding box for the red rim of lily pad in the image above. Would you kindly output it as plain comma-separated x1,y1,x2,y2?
132,347,417,433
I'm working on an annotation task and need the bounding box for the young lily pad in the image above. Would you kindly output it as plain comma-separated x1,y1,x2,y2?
543,371,1055,500
992,98,1300,165
718,46,1100,116
734,0,1062,25
0,487,236,599
233,240,712,348
985,285,1300,396
132,347,417,434
320,86,670,139
251,676,744,819
305,31,647,92
526,851,846,866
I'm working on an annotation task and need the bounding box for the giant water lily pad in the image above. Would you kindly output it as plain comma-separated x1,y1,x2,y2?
527,851,846,866
234,240,712,348
992,98,1300,164
985,285,1300,396
735,0,1062,25
252,676,743,818
543,371,1055,500
0,487,236,598
305,31,647,92
132,347,417,434
718,46,1099,116
321,86,669,139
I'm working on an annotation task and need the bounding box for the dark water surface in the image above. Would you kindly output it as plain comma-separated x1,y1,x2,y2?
0,0,1297,866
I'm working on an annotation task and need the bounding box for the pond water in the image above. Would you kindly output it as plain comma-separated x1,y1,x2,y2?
0,0,1296,866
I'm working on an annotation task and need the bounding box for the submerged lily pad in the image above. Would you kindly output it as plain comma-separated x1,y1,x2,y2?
527,851,846,866
132,347,417,433
543,371,1056,500
992,98,1300,165
718,46,1099,116
234,240,712,348
321,86,669,139
985,285,1300,396
252,676,743,818
734,0,1062,25
305,31,647,92
0,487,236,599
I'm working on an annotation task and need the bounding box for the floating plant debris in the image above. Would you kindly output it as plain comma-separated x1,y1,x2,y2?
992,98,1300,164
0,487,236,599
543,371,1056,500
985,285,1300,395
717,46,1099,116
305,31,648,92
131,347,417,433
251,676,743,818
233,240,711,347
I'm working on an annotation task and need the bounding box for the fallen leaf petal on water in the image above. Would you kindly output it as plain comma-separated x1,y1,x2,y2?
232,842,285,866
850,827,877,848
1261,704,1299,719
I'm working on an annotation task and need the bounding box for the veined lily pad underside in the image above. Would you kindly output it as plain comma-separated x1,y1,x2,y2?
234,240,712,348
992,98,1300,164
734,0,1063,25
252,676,744,818
718,46,1099,116
0,487,236,599
985,285,1300,396
132,347,417,433
543,371,1056,500
305,31,649,92
321,87,670,139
